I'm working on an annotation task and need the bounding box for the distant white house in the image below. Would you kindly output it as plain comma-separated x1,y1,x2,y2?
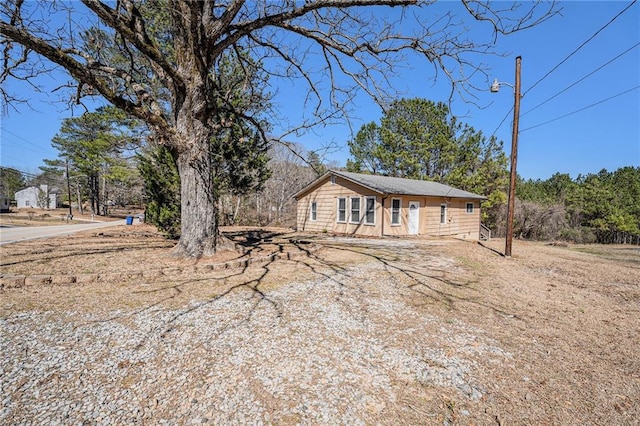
15,185,58,209
0,194,10,212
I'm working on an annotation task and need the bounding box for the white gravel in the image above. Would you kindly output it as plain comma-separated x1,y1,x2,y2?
1,260,510,424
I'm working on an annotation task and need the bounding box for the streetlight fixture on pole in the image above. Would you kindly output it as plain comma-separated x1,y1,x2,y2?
491,55,522,257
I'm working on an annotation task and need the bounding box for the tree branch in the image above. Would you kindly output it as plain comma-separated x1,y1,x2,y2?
81,0,184,91
0,21,171,134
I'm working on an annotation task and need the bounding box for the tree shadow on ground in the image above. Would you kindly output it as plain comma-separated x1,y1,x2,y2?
80,233,520,350
0,242,173,268
223,229,292,246
82,233,287,349
305,241,520,319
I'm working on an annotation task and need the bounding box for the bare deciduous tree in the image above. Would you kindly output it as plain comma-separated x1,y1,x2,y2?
262,143,317,225
220,143,317,227
1,0,557,257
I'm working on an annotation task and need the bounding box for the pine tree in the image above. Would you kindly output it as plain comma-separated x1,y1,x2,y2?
138,145,181,239
347,98,508,221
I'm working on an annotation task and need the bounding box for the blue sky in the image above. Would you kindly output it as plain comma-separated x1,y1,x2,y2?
1,1,639,181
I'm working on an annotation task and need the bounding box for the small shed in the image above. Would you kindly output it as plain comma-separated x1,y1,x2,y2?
294,170,486,240
15,185,58,209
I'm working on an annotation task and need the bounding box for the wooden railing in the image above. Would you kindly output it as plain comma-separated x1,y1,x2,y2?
480,223,491,241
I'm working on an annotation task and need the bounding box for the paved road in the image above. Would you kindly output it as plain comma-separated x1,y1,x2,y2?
0,220,126,245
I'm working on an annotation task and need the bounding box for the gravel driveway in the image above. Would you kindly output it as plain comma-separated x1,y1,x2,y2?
1,242,510,425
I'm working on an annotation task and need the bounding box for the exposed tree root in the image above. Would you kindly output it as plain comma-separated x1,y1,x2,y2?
172,233,241,259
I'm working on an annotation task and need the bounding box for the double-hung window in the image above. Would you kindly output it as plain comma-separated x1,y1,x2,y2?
391,199,401,225
364,196,376,225
466,202,474,214
311,201,317,221
337,198,347,223
350,197,361,224
440,204,447,224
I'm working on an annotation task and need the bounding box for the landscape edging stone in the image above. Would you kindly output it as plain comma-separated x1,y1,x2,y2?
0,244,320,290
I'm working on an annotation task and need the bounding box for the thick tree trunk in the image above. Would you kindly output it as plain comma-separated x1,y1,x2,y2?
170,19,239,258
175,150,219,257
172,117,235,258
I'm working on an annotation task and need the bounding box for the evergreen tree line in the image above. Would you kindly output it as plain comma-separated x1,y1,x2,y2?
515,168,640,244
32,106,145,216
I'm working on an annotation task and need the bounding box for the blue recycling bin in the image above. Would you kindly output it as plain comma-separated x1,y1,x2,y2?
126,216,134,225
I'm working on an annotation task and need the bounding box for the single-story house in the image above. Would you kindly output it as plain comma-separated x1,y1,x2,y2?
0,194,10,212
15,185,58,209
294,170,486,240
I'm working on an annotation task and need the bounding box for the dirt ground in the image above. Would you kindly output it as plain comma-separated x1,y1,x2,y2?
0,224,314,277
1,225,638,424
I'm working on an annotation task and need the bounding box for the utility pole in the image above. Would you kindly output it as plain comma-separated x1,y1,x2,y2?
505,56,522,257
65,158,73,221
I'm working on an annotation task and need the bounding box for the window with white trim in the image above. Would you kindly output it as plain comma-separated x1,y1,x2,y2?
391,198,401,225
350,197,360,224
440,204,447,224
466,202,474,214
337,198,346,223
364,196,376,225
311,201,317,221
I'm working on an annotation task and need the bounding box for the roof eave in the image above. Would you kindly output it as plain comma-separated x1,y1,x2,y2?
294,170,387,200
292,170,333,200
330,170,385,196
294,169,488,201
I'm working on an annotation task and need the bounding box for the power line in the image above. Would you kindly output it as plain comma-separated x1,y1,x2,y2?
524,0,638,97
522,42,640,117
1,137,54,156
1,127,53,155
12,170,40,179
520,85,640,132
0,167,65,189
0,154,27,166
490,106,513,138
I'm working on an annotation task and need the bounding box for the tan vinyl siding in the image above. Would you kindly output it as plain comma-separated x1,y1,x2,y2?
297,175,482,240
381,197,412,236
379,195,481,239
423,198,480,239
297,176,382,236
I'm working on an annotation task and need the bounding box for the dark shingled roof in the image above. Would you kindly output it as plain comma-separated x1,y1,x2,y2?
295,170,486,200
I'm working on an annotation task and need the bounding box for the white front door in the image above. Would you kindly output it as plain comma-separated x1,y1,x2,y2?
408,201,420,235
